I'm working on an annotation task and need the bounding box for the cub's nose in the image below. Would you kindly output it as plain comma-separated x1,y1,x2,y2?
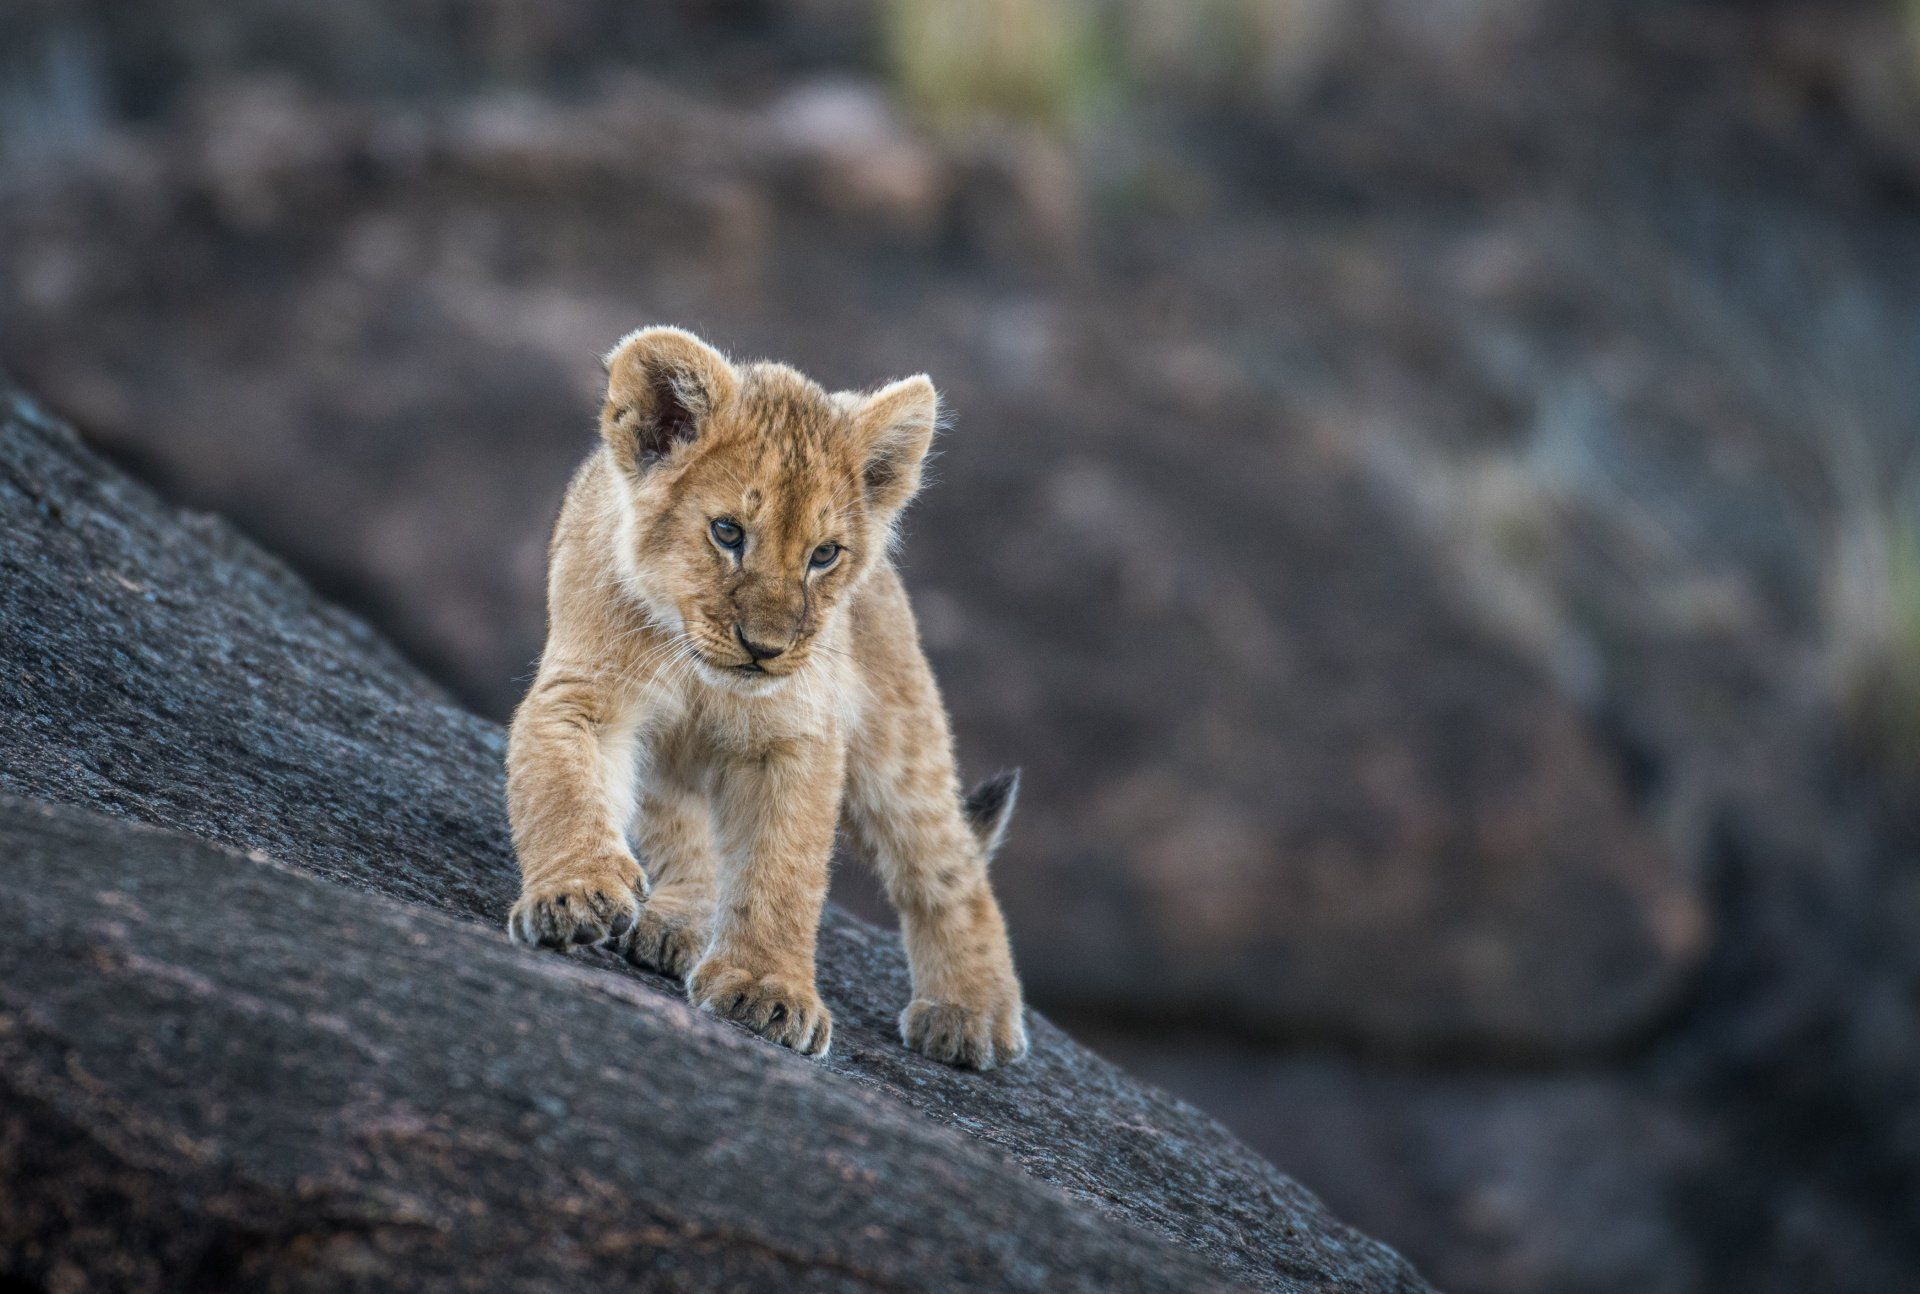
734,624,786,662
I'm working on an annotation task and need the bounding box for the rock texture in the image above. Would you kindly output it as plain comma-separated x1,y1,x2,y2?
0,385,1430,1292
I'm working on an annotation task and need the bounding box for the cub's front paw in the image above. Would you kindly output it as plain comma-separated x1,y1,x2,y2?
507,861,648,949
689,959,832,1057
901,986,1029,1070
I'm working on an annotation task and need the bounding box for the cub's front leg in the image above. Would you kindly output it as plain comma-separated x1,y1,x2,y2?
689,734,842,1057
504,669,649,948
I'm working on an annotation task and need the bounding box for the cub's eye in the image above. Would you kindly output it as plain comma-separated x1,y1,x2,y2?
710,518,744,549
809,541,842,569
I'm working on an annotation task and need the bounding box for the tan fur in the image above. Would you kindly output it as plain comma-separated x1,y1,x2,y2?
505,327,1027,1067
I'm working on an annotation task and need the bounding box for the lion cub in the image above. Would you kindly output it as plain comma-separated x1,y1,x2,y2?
505,326,1028,1068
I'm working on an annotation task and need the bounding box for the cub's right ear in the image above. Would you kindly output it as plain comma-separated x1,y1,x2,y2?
601,327,737,473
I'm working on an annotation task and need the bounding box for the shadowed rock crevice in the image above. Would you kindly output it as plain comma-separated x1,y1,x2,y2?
0,385,1430,1293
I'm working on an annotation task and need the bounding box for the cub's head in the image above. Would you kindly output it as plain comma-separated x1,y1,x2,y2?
598,326,937,689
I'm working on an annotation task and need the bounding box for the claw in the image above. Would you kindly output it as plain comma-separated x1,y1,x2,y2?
506,863,646,952
689,962,831,1058
901,996,1028,1070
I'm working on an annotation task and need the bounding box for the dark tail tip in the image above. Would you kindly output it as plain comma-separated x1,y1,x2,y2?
962,769,1021,863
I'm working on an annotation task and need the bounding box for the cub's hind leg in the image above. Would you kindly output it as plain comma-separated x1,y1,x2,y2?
842,643,1027,1069
616,787,718,981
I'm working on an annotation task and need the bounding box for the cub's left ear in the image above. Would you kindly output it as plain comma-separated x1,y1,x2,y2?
846,374,938,519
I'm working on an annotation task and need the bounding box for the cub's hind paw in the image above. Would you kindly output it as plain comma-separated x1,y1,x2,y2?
508,862,647,950
617,901,711,981
901,995,1029,1071
689,961,832,1057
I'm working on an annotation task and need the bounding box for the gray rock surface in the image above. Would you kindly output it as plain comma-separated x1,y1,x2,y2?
0,383,1431,1292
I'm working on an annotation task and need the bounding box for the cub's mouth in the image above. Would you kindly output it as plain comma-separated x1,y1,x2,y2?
686,646,794,688
716,664,790,691
732,656,800,680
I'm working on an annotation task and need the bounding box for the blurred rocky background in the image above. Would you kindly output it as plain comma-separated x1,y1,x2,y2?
2,1,1917,1290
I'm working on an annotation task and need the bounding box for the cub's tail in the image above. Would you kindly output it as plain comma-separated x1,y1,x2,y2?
961,769,1021,865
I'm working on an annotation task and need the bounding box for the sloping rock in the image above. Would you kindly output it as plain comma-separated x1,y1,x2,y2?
0,796,1235,1293
0,385,1430,1292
